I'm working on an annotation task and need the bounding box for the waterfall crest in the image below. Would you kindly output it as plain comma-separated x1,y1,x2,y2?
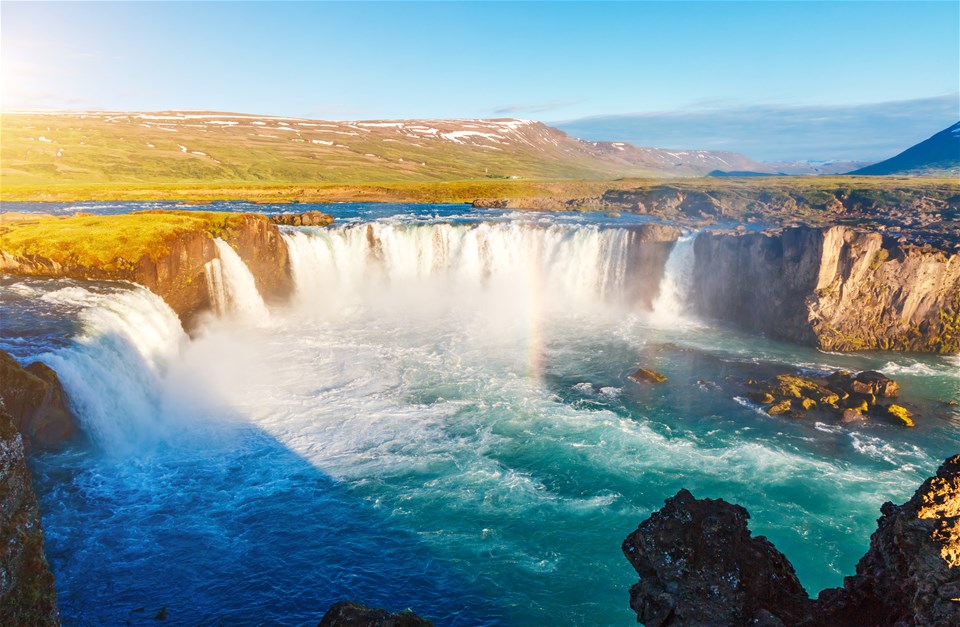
282,222,647,314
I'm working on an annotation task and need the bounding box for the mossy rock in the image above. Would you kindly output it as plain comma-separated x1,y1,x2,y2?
887,404,914,427
767,399,792,416
629,368,668,384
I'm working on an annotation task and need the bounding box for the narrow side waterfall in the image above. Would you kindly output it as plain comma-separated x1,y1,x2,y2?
213,238,270,323
37,285,189,454
204,257,227,316
282,223,639,313
650,234,696,321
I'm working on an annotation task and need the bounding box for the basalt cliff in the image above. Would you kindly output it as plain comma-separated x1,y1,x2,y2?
623,455,960,626
692,226,960,353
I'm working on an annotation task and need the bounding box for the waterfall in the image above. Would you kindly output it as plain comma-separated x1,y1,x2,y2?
650,234,696,321
204,258,226,316
213,239,270,323
37,285,189,454
282,223,638,314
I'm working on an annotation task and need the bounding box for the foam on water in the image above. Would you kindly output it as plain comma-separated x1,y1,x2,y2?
12,212,959,625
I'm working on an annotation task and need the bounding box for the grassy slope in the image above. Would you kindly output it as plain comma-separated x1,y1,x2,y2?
0,113,650,190
0,211,248,270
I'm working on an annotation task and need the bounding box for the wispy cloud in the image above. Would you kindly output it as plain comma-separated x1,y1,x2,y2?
492,101,575,116
553,95,960,161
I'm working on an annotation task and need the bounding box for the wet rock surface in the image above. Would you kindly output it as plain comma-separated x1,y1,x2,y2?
318,601,432,627
624,455,960,626
743,370,912,426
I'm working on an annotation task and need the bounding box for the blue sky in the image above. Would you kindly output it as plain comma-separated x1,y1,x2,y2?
2,1,958,161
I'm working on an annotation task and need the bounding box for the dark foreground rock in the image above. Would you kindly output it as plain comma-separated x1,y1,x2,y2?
622,489,812,626
0,400,60,625
319,601,432,627
624,455,960,626
0,350,77,450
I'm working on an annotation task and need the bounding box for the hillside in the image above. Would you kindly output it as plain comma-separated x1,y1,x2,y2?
851,121,960,176
0,111,772,188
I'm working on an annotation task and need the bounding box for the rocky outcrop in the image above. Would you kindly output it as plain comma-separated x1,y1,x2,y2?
624,455,960,626
692,226,960,353
319,601,432,626
743,370,911,425
0,400,60,626
270,210,334,227
0,212,293,331
814,455,960,626
0,350,77,450
622,489,812,626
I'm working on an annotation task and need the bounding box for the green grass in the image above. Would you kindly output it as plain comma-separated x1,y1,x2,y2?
0,211,248,270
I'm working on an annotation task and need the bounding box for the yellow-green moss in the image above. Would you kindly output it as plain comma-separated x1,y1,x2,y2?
0,210,246,271
888,404,915,427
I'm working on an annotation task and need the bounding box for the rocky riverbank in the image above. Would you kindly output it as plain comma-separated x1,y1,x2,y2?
623,455,960,626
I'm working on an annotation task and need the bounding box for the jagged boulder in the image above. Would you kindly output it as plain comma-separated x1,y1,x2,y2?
815,454,960,626
622,489,812,626
624,456,960,626
0,350,77,450
0,400,60,625
318,601,432,627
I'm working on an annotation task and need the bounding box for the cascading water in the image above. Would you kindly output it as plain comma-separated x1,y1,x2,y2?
35,284,189,454
650,234,697,322
212,238,270,323
282,222,637,315
7,203,958,626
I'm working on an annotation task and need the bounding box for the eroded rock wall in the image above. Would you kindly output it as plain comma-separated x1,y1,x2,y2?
627,224,682,309
0,350,77,451
692,226,960,353
0,400,59,626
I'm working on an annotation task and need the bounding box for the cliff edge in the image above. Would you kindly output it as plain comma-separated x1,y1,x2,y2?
624,455,960,626
693,226,960,353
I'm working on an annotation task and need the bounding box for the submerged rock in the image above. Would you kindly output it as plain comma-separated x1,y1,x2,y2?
744,369,912,426
0,400,60,625
624,456,960,626
628,368,668,384
0,350,77,450
621,489,812,626
318,601,432,626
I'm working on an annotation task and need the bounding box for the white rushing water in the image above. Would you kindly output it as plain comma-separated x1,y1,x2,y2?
37,285,189,454
650,234,697,322
283,222,645,318
212,238,270,324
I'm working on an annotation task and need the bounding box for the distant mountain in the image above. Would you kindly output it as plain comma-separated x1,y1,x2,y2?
1,111,772,187
764,160,873,176
850,122,960,176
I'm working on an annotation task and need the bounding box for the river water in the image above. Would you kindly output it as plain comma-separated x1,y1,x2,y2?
2,202,958,625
